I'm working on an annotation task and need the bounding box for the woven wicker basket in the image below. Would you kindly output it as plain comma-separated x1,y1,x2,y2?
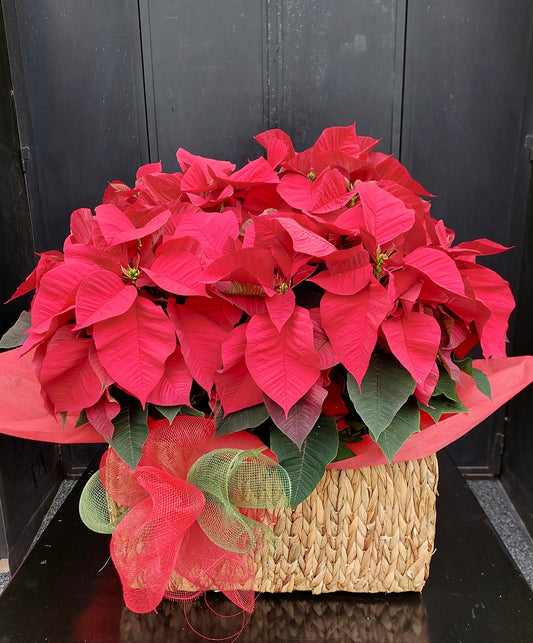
253,454,438,594
109,454,438,595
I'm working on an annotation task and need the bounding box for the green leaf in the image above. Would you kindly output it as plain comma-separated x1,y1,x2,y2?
376,400,420,461
346,352,416,442
215,404,269,437
472,368,492,400
270,415,338,508
60,411,68,431
153,404,204,423
434,368,462,403
75,410,88,428
0,311,31,349
107,392,149,470
453,357,492,400
418,395,468,423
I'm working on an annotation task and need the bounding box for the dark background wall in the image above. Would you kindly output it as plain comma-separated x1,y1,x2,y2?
1,0,532,565
0,1,60,570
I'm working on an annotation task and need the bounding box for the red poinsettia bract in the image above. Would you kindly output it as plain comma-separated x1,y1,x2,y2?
11,124,514,448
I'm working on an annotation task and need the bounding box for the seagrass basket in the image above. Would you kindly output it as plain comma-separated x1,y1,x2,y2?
252,454,439,594
107,454,438,596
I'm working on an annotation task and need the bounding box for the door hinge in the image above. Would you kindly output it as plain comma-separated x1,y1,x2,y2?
525,135,533,161
19,146,31,173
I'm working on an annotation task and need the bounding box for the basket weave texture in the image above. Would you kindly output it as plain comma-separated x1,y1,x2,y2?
108,454,438,595
253,454,438,594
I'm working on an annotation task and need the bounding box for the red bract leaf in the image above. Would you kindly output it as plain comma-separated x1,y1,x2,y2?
323,380,349,417
188,185,234,208
95,204,171,246
184,296,241,331
179,155,232,196
88,342,114,389
214,359,263,415
6,250,64,303
414,362,439,406
136,161,162,181
263,381,327,448
278,168,356,214
177,148,235,178
30,262,86,333
245,307,320,415
202,248,276,295
74,270,137,329
313,125,360,159
171,209,239,260
310,168,357,214
285,125,367,174
372,153,433,196
387,268,420,300
242,184,283,213
321,281,391,385
439,348,462,381
220,324,248,370
357,135,381,157
461,265,515,358
265,290,296,331
70,208,95,244
448,238,512,258
102,181,138,208
255,128,296,168
85,393,121,440
146,347,192,407
20,310,76,358
39,338,103,413
143,244,207,297
141,173,183,203
404,247,465,295
226,157,279,188
356,182,415,247
167,299,229,394
309,250,372,295
333,205,365,234
64,228,129,273
93,297,176,406
309,308,339,370
382,312,441,384
276,217,337,257
277,173,313,209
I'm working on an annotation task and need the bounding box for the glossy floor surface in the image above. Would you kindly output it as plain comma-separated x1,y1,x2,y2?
0,452,531,642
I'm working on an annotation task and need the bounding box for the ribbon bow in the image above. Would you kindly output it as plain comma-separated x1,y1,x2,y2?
79,416,291,613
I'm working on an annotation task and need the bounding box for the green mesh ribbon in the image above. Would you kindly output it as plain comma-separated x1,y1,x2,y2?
79,470,130,534
187,448,291,554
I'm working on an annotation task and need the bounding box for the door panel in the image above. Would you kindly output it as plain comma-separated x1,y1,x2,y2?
6,0,148,252
279,0,405,154
401,0,533,471
140,0,266,167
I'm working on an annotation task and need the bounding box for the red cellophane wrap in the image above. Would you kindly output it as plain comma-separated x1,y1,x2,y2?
1,347,532,469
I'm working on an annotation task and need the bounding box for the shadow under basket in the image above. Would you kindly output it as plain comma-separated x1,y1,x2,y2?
108,454,438,596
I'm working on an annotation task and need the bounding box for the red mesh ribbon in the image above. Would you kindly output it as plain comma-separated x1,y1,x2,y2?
99,416,280,614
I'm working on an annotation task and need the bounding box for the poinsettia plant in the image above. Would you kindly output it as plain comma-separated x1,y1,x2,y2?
3,124,515,505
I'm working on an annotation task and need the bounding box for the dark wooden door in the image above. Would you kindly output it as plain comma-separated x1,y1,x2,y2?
2,0,532,480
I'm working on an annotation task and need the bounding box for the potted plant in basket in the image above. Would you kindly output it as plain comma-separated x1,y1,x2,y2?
1,124,532,620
